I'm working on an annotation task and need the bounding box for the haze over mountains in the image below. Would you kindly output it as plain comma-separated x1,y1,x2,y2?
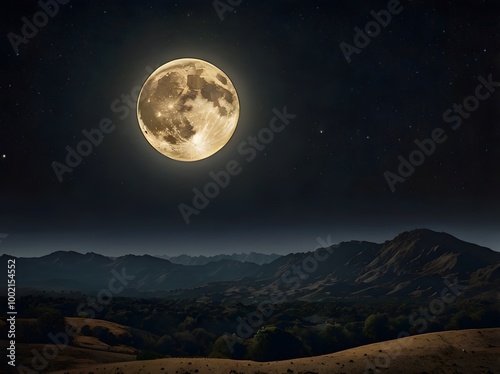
2,229,499,301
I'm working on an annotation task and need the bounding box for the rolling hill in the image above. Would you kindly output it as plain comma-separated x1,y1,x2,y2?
45,328,500,374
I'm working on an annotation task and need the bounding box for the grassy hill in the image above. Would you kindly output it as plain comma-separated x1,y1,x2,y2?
46,328,500,374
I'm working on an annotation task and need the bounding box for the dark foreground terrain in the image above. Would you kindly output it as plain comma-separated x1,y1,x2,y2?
40,328,500,374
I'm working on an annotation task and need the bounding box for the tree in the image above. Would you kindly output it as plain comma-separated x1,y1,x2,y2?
80,324,91,336
37,309,66,343
178,316,197,331
446,312,474,330
155,335,176,356
247,325,304,361
210,334,246,359
92,326,118,346
363,313,389,341
192,328,216,355
318,323,350,354
136,350,164,360
173,331,198,356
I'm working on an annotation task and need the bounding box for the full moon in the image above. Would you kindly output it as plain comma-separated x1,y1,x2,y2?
136,58,240,161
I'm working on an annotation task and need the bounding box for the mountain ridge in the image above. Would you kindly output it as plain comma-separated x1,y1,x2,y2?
1,229,499,301
153,251,282,265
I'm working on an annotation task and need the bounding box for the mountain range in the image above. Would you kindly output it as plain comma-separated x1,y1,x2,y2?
2,229,499,302
153,252,282,265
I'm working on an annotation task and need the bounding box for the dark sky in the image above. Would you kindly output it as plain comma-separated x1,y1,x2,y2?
1,0,499,257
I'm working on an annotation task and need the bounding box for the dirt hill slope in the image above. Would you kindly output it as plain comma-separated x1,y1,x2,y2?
48,327,500,374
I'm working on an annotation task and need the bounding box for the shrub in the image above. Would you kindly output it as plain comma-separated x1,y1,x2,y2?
363,313,389,341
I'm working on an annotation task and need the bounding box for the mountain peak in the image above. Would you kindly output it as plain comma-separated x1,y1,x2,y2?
361,228,499,280
40,250,84,259
394,228,445,239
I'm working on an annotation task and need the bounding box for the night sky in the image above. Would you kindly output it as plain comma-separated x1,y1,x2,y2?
1,0,499,257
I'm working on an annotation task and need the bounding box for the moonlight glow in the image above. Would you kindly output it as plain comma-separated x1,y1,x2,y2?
136,58,240,162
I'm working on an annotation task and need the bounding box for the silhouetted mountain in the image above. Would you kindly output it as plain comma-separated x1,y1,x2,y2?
38,251,112,267
155,252,282,265
361,229,498,278
2,229,498,301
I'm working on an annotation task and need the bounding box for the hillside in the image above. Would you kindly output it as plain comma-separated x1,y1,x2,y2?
47,328,500,374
